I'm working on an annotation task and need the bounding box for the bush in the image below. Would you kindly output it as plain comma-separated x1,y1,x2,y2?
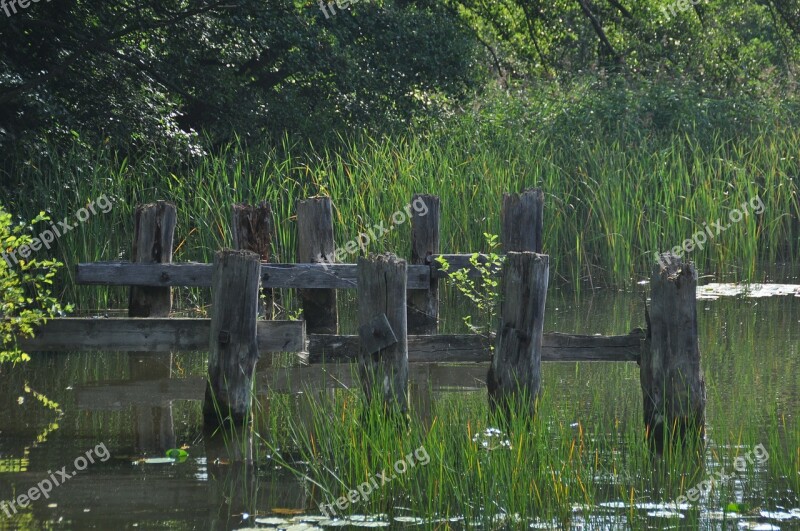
0,208,72,364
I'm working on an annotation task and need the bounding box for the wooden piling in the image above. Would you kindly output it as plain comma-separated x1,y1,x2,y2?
641,253,706,452
407,194,440,334
487,252,549,422
128,201,177,317
501,188,543,253
128,201,176,454
232,201,276,319
297,197,338,334
357,254,409,415
203,250,261,428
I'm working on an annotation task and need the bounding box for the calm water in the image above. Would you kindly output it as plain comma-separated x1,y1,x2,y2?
0,286,798,530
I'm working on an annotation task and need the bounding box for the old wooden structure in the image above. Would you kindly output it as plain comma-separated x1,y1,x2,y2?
20,190,705,454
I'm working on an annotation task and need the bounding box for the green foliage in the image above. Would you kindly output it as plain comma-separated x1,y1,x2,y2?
0,0,481,158
2,80,799,307
0,208,72,364
436,233,503,337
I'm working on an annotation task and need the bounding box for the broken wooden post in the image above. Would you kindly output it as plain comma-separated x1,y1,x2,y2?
501,188,543,253
232,201,276,319
407,194,440,334
129,201,177,317
128,201,177,454
357,254,409,415
297,197,338,334
641,253,706,452
203,250,261,429
487,252,549,423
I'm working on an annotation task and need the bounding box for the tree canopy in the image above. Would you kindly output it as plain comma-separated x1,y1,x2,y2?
1,0,799,158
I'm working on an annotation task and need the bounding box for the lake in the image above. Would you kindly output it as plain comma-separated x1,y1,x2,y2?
1,285,798,530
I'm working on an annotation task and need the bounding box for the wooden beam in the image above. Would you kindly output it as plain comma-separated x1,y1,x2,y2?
18,318,306,355
308,330,644,363
76,262,431,289
18,318,642,364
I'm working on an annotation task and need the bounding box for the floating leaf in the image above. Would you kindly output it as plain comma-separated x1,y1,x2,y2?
165,448,189,460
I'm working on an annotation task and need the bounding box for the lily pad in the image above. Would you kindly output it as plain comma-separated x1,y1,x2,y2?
166,448,189,462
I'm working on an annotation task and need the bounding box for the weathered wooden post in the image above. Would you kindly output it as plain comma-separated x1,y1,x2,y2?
501,188,543,253
641,253,706,452
407,194,440,334
357,254,409,415
203,250,261,430
487,252,549,422
128,201,177,453
488,188,547,424
232,201,276,319
129,200,177,317
297,197,338,334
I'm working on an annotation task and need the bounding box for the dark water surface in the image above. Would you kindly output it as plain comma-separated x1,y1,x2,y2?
0,286,798,530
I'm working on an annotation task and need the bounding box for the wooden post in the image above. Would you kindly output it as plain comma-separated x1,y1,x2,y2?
203,250,261,429
487,252,549,422
641,253,706,452
232,202,276,319
129,201,177,317
128,201,177,454
501,188,543,253
407,194,440,334
297,197,338,334
357,254,409,415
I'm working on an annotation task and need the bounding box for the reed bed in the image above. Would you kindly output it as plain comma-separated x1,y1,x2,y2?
1,116,798,309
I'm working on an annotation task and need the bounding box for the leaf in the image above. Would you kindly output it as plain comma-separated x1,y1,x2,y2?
165,448,189,459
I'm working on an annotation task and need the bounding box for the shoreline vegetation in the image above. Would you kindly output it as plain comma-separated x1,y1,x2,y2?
1,83,798,308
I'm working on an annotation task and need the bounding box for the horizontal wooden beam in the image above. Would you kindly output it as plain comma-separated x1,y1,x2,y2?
309,329,644,363
19,319,643,363
76,261,431,289
19,318,307,357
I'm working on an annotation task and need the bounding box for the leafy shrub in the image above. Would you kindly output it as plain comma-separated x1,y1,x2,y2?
1,208,72,364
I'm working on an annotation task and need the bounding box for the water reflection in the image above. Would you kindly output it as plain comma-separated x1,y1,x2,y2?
0,288,797,529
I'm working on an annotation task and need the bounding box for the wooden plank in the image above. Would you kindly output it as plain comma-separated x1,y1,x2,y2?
76,262,431,289
77,262,212,286
308,330,644,363
18,318,306,354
